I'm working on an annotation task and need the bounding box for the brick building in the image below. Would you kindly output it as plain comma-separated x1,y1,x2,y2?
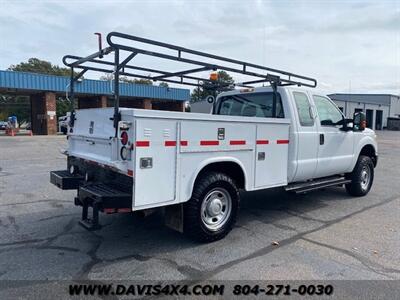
0,70,189,135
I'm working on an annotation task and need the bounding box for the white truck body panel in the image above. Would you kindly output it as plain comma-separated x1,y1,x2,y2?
68,108,290,210
66,86,377,212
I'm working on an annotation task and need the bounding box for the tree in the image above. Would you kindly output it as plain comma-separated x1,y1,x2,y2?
6,58,79,122
159,82,169,88
0,95,30,123
8,58,74,77
99,74,153,85
132,78,153,85
190,70,234,102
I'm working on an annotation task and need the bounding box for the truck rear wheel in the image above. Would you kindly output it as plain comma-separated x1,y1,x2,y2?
345,155,374,197
184,172,239,242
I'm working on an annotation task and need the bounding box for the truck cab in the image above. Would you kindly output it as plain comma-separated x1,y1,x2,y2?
213,86,377,184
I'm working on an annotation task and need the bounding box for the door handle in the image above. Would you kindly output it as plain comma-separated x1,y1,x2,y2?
319,134,324,145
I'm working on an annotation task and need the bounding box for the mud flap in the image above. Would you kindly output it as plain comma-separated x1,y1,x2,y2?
165,204,184,233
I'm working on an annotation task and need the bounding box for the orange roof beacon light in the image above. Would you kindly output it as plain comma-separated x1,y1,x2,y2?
210,72,219,81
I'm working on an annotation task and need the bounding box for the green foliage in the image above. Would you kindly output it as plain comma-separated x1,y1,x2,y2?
3,58,79,122
159,82,169,88
132,78,153,85
0,95,30,122
8,58,75,77
190,71,234,102
99,73,113,81
56,98,71,118
0,94,72,122
99,73,154,85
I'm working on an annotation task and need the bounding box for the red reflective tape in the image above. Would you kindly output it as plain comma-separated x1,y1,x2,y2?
104,208,116,214
165,141,177,147
256,140,269,145
230,140,246,145
117,208,131,213
180,140,188,146
277,139,289,144
200,140,219,146
136,141,150,147
127,169,133,177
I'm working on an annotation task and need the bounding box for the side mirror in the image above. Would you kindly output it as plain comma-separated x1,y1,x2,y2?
353,112,366,131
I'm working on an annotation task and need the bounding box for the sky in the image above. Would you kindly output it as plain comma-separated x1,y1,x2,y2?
0,0,399,95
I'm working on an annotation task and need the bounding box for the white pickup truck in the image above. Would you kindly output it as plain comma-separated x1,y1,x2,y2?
51,32,378,242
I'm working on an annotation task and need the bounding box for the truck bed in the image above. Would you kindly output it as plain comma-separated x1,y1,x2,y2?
67,108,291,210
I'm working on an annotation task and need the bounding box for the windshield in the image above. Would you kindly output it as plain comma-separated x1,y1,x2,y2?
216,92,284,118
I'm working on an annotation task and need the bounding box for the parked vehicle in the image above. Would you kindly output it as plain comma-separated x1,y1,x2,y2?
59,115,68,134
0,121,7,130
51,32,378,242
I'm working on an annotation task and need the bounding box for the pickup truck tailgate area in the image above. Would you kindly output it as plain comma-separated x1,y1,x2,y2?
68,108,117,164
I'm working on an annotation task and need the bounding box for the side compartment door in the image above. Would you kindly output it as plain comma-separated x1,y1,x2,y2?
311,95,354,178
255,123,290,188
134,119,177,207
291,91,319,181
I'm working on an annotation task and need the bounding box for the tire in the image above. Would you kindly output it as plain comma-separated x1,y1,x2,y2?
183,172,240,242
345,155,374,197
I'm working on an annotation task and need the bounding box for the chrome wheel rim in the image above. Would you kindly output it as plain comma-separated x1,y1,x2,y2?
200,188,232,231
360,166,370,191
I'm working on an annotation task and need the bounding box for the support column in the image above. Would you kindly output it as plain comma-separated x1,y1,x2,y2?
45,92,57,135
142,99,153,110
176,101,185,112
99,95,108,108
30,92,57,135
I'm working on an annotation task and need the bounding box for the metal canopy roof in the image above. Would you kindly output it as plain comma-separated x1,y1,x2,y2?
0,70,189,101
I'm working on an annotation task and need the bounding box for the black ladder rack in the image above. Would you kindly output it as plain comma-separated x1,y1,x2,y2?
62,31,317,135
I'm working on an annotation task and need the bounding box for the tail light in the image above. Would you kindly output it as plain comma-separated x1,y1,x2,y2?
120,146,128,160
120,131,128,145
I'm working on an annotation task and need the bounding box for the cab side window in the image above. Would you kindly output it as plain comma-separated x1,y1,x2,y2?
217,92,284,118
313,95,343,126
293,92,314,126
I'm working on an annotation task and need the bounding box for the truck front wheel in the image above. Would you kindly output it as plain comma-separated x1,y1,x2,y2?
345,155,374,196
184,172,239,242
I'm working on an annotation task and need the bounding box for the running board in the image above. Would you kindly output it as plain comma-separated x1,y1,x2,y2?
285,176,351,194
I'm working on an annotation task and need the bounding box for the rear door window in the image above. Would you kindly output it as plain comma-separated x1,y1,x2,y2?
217,92,284,118
293,92,314,126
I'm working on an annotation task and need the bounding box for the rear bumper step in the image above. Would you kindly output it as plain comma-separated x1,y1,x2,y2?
285,176,351,194
78,184,132,208
50,170,83,190
76,183,132,231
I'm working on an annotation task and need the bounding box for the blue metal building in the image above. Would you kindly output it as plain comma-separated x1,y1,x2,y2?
0,70,190,101
0,70,190,135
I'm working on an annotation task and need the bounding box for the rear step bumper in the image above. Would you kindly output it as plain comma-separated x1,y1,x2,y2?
50,170,83,190
285,176,351,194
76,183,132,230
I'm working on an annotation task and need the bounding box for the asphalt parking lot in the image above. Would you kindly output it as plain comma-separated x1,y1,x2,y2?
0,131,399,289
